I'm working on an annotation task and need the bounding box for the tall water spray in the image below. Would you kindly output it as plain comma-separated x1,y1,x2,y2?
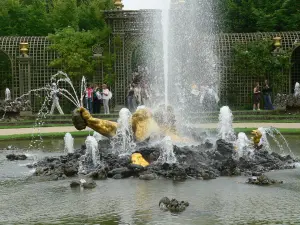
158,136,177,164
162,0,170,106
164,1,219,122
64,133,74,154
111,108,136,155
218,106,235,142
236,132,252,157
85,136,100,167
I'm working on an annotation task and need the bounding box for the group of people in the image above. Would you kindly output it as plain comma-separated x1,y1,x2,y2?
191,83,220,111
253,80,274,111
84,84,112,114
48,82,112,115
126,66,151,112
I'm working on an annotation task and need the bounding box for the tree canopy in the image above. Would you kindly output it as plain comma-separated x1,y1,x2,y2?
0,0,114,36
220,0,300,33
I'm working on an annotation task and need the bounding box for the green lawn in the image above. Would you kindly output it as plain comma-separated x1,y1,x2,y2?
0,131,92,141
0,128,299,141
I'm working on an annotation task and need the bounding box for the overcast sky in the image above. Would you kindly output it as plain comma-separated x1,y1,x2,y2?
123,0,169,10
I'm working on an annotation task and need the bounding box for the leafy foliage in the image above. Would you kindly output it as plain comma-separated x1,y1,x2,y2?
220,0,300,32
232,38,292,93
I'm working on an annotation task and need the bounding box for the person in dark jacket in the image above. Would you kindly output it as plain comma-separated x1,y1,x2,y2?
262,80,274,110
93,84,102,114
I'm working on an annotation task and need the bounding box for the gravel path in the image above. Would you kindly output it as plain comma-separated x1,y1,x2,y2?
0,123,299,136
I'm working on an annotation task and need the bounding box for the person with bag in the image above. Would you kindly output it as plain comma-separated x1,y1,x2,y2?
93,84,102,114
49,83,64,115
102,84,112,114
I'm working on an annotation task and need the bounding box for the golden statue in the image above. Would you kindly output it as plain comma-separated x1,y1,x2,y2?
251,129,263,150
131,153,150,167
72,106,188,167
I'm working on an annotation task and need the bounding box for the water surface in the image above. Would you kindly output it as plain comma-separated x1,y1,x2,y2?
0,136,300,224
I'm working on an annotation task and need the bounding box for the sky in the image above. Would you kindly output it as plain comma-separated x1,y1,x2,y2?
123,0,169,10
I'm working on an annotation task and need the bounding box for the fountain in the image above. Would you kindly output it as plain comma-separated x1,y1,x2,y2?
236,132,252,158
5,88,11,101
274,82,300,110
111,108,136,155
93,131,106,142
258,127,294,156
85,136,100,167
64,133,74,154
218,106,236,142
162,0,219,125
157,136,177,164
2,2,297,187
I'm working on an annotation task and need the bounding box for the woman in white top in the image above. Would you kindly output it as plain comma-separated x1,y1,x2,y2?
102,84,112,114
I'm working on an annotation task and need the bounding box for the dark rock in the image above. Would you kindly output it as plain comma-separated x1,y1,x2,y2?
64,165,78,177
113,174,123,179
139,173,157,180
108,167,134,178
86,168,107,180
247,174,283,185
70,180,81,188
159,197,189,212
82,180,97,189
6,154,27,161
128,164,145,173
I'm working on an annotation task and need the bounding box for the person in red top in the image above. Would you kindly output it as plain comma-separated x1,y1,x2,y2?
85,84,93,113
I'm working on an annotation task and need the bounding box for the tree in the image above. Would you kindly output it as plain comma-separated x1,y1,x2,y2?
232,38,292,94
48,27,100,77
220,0,300,33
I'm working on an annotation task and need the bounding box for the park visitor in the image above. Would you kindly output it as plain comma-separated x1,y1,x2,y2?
102,84,112,114
262,80,274,110
253,82,261,111
127,84,136,112
85,84,93,113
93,84,102,114
49,83,64,115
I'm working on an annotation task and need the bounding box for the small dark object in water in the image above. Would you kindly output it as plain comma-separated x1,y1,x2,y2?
159,197,189,212
247,174,283,185
70,180,81,188
82,179,97,189
6,154,27,161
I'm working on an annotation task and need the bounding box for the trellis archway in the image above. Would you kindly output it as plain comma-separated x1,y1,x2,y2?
0,50,12,99
291,46,300,93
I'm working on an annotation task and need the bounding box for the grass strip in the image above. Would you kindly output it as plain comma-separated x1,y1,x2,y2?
0,128,300,141
0,131,91,141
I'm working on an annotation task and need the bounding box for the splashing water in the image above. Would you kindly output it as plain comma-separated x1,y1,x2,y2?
1,71,87,148
158,136,177,164
64,133,74,154
165,1,219,124
111,108,136,155
5,88,11,101
85,136,100,167
258,127,294,156
236,132,253,158
93,131,106,142
218,106,235,142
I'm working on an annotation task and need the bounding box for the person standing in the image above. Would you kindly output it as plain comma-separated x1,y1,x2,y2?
93,84,102,113
50,83,64,115
262,80,274,110
102,84,112,114
127,84,135,112
253,82,261,111
85,84,93,113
